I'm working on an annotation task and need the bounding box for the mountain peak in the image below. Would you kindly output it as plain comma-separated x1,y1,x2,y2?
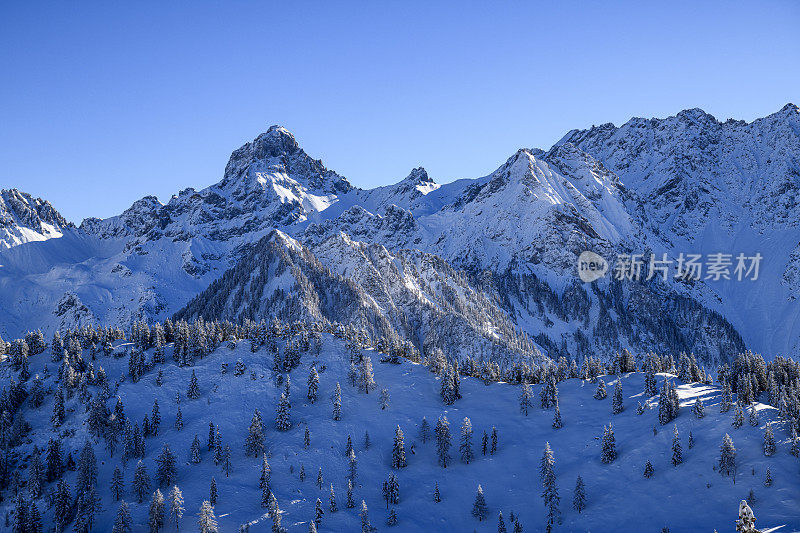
252,125,300,159
0,188,73,249
403,167,434,184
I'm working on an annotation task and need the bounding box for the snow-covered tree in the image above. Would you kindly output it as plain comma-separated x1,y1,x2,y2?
360,500,371,532
187,370,200,400
472,485,488,521
601,423,616,463
763,422,776,456
435,416,452,468
307,367,319,404
644,460,654,478
245,410,265,456
332,383,342,421
133,460,151,503
540,442,560,527
198,501,218,533
519,384,532,416
358,356,376,394
112,501,133,533
111,466,124,501
594,379,607,400
210,478,218,506
276,393,291,431
732,405,744,428
692,398,705,419
346,480,356,509
671,425,682,466
460,417,474,464
552,401,563,429
379,388,390,410
719,433,737,478
391,426,407,468
612,380,624,414
573,475,586,513
169,485,184,533
156,444,177,487
329,484,338,512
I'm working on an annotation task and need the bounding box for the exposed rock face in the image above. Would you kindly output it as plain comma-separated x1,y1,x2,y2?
0,188,73,249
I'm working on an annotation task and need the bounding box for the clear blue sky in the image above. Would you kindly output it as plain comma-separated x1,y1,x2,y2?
1,1,798,223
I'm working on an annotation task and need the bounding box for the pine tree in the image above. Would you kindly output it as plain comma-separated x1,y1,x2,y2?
459,417,474,464
472,485,488,521
392,425,407,468
671,425,682,466
594,379,607,400
207,421,215,451
210,478,218,506
27,450,43,499
260,454,271,491
519,383,532,415
435,416,452,468
346,480,356,509
151,400,161,436
364,430,371,450
644,460,654,478
482,430,489,455
358,356,376,394
688,430,694,449
732,404,744,428
540,442,560,527
433,482,441,502
360,500,371,532
329,484,338,512
275,393,291,431
304,427,311,448
693,398,705,418
187,371,200,400
189,435,202,464
314,498,324,527
541,376,558,409
112,501,133,533
420,417,431,443
316,467,324,489
345,434,354,457
498,511,507,533
332,383,342,421
245,410,265,456
28,502,42,533
387,508,397,526
763,422,776,456
12,494,27,533
552,401,563,429
720,381,733,412
169,485,184,533
790,426,799,457
719,433,736,478
300,465,306,482
111,466,125,501
156,444,177,487
573,475,586,513
174,405,183,431
749,405,759,427
764,467,773,487
612,380,624,414
644,370,658,397
53,479,72,532
601,423,616,463
76,440,98,494
133,460,151,503
348,449,358,482
51,388,65,428
222,445,232,478
491,426,498,454
198,501,218,533
379,388,390,410
307,367,319,404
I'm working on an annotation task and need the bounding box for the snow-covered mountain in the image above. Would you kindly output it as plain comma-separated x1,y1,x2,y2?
1,105,798,365
0,189,73,249
559,103,800,358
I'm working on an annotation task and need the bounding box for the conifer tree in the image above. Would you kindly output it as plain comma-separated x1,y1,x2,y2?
749,405,759,426
245,410,265,456
222,445,232,478
491,426,498,454
187,370,200,400
790,426,799,457
304,426,311,448
329,484,338,512
307,367,319,404
472,485,488,521
332,383,342,421
732,405,744,428
435,416,452,468
420,417,431,443
210,478,218,506
601,423,616,463
133,460,151,503
482,430,489,455
644,460,654,478
156,444,177,487
594,379,607,400
346,480,356,509
348,449,358,482
169,485,184,533
379,388,390,410
207,422,215,451
693,398,705,419
198,501,218,533
763,422,776,456
719,433,736,478
358,356,376,394
433,482,441,502
190,435,202,463
720,382,733,412
174,405,183,431
53,479,72,532
275,393,291,431
12,494,27,533
612,380,624,414
540,442,560,527
460,417,474,464
671,425,683,466
111,466,124,501
519,383,532,416
300,465,306,482
573,475,586,513
316,467,323,489
112,501,133,533
51,388,65,428
764,467,773,487
498,511,507,533
392,426,407,468
345,434,354,457
314,498,324,527
364,430,371,450
360,500,371,532
552,401,563,429
28,502,42,533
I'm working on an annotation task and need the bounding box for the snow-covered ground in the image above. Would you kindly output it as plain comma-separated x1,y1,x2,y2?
5,332,799,532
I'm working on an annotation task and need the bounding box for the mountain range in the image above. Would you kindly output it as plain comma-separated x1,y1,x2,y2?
2,104,799,367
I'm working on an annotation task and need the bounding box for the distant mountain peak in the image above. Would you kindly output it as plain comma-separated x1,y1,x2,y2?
403,167,434,184
0,188,73,249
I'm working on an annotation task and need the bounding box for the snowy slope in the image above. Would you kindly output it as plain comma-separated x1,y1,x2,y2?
3,330,798,532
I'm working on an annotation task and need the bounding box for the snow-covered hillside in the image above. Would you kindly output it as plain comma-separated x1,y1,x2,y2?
1,322,798,532
0,189,73,250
